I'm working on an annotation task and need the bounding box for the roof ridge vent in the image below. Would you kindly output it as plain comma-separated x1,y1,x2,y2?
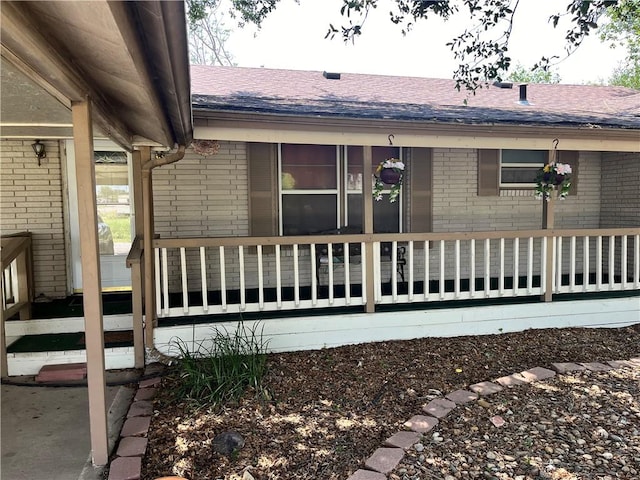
323,71,341,80
493,81,513,89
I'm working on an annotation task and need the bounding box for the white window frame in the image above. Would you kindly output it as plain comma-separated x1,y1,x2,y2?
499,149,547,188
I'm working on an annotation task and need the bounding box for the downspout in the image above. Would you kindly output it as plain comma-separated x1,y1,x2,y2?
141,144,186,359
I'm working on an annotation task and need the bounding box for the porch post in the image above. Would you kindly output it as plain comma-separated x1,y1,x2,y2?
130,149,145,368
542,196,555,302
71,99,109,466
362,146,375,313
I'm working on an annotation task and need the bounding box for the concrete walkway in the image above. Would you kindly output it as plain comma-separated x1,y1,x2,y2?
1,378,133,480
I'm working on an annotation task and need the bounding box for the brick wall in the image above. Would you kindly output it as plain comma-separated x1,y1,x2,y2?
153,142,249,238
1,139,68,298
600,152,640,228
600,152,640,276
432,149,601,232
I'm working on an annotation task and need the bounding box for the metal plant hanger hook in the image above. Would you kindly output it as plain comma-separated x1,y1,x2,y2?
550,138,559,164
388,134,394,146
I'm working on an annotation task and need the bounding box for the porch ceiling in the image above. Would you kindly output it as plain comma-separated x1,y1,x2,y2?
0,1,193,150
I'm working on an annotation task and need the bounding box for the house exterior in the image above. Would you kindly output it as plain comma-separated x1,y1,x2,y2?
145,66,639,352
2,1,639,458
4,65,640,369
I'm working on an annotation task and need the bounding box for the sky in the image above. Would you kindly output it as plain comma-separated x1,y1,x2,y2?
223,0,626,84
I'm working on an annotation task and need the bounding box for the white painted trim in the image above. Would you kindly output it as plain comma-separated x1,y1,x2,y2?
65,139,133,291
7,347,135,376
194,125,640,153
154,297,640,355
5,314,133,336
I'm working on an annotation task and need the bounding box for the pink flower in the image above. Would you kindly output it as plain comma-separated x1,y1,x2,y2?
555,163,572,175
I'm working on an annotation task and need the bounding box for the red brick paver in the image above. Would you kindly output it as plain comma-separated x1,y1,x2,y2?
520,367,556,382
120,417,151,437
134,387,156,401
346,470,387,480
364,447,404,474
495,373,528,387
404,415,439,433
138,377,161,388
108,456,141,480
551,362,586,374
607,360,638,369
422,397,456,418
384,431,421,449
469,381,503,396
127,400,153,418
445,389,478,404
116,437,148,457
580,362,613,372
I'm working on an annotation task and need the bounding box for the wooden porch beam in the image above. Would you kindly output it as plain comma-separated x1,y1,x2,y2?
194,117,640,153
71,99,109,467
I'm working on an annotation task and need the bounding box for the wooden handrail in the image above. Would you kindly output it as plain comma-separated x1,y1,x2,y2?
1,233,32,268
125,236,143,267
1,232,34,377
153,228,640,249
125,235,145,367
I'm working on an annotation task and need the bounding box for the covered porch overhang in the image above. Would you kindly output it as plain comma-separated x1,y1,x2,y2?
193,111,640,153
1,0,192,467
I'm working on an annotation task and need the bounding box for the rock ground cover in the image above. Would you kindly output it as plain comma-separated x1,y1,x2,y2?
141,325,640,480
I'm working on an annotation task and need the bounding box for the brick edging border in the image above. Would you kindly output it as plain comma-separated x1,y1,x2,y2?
346,357,640,480
104,357,640,480
107,364,166,480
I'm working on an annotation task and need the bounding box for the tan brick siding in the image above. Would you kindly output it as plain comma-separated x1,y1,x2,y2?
600,152,640,276
432,149,601,232
600,152,640,228
1,139,68,298
153,142,249,238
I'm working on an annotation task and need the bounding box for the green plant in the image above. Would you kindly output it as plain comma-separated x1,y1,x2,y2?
372,158,404,203
534,162,572,200
168,321,270,406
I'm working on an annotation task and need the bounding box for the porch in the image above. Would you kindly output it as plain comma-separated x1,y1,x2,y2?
3,226,639,375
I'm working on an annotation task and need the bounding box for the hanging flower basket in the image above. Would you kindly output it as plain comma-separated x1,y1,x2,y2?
373,158,404,203
379,168,402,185
535,162,572,200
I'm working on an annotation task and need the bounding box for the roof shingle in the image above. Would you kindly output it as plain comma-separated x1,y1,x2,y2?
191,65,640,129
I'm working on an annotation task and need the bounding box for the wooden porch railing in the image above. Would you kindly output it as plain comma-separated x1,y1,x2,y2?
1,232,34,377
146,228,640,321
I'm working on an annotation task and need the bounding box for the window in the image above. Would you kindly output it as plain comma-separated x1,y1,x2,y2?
500,149,547,187
478,149,578,197
279,144,401,235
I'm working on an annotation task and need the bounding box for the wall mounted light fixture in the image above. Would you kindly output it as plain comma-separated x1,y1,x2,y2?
31,140,46,166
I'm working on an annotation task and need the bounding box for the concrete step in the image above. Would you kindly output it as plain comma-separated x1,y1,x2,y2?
35,362,87,382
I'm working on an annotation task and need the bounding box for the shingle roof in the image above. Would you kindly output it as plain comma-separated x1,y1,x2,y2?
191,65,640,129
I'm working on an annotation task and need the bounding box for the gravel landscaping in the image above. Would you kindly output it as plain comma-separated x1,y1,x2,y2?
393,364,640,480
141,324,640,480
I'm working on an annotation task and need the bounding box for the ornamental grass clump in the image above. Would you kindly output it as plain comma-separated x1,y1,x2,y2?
167,321,269,407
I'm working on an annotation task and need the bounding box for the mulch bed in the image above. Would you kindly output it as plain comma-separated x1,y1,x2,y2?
141,324,640,480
